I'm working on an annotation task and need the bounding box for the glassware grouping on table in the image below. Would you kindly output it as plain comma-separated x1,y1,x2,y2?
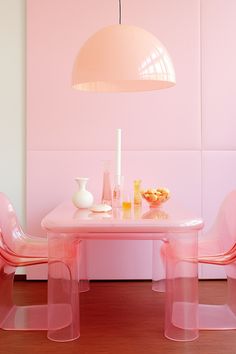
72,169,170,216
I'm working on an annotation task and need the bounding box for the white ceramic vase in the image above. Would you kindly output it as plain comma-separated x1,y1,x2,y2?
73,177,94,209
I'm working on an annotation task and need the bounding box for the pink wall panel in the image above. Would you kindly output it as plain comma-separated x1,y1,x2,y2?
202,0,236,150
27,0,200,151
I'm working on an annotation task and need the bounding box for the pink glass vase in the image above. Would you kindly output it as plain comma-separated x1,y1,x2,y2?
101,161,112,205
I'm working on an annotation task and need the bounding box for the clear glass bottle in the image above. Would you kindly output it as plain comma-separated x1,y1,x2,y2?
101,160,112,205
122,191,132,211
134,205,142,220
112,175,124,208
133,179,142,206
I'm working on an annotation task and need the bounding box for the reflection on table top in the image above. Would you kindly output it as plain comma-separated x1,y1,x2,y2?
42,199,203,235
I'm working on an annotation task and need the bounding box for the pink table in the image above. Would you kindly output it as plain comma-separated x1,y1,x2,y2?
42,201,203,342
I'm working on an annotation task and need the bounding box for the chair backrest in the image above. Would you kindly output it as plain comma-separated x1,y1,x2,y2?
207,190,236,254
0,193,25,255
0,192,48,258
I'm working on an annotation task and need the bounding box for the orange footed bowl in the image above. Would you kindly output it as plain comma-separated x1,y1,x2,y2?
141,187,170,208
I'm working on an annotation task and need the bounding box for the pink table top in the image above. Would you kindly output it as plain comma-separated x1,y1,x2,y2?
41,200,203,237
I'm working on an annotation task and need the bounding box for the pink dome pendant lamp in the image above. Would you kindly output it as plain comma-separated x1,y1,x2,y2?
72,0,176,93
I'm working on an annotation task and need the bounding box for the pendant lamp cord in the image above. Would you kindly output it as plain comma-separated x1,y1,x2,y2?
119,0,122,24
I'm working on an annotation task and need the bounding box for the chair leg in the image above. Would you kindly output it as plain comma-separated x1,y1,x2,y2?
78,240,90,293
199,273,236,330
199,304,236,329
226,274,236,316
2,304,48,330
0,262,49,330
0,264,15,328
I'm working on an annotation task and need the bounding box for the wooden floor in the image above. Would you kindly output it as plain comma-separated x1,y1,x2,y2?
0,280,235,354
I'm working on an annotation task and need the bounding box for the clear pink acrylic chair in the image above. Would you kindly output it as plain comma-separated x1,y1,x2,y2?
152,190,236,330
0,192,48,330
0,192,89,333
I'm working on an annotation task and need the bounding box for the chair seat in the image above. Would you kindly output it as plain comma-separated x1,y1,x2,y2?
199,304,236,330
1,304,72,330
170,301,236,330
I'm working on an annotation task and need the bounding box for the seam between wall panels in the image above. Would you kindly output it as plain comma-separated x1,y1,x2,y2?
200,0,203,220
199,0,203,279
27,148,236,152
27,149,203,152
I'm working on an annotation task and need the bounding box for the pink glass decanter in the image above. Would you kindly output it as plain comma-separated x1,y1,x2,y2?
101,160,112,205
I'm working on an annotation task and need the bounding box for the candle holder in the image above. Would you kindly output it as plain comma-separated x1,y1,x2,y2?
112,175,123,208
113,185,121,208
113,128,122,208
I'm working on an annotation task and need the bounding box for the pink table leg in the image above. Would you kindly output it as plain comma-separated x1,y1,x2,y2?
79,240,90,292
152,240,166,292
164,231,199,341
47,232,80,342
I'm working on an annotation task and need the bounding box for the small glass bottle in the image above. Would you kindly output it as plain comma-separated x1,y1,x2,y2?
134,205,142,220
133,179,142,206
122,191,132,211
113,184,121,207
112,175,124,208
101,160,112,205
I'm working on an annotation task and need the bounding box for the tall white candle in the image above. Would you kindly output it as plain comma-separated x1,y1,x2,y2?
116,128,122,185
